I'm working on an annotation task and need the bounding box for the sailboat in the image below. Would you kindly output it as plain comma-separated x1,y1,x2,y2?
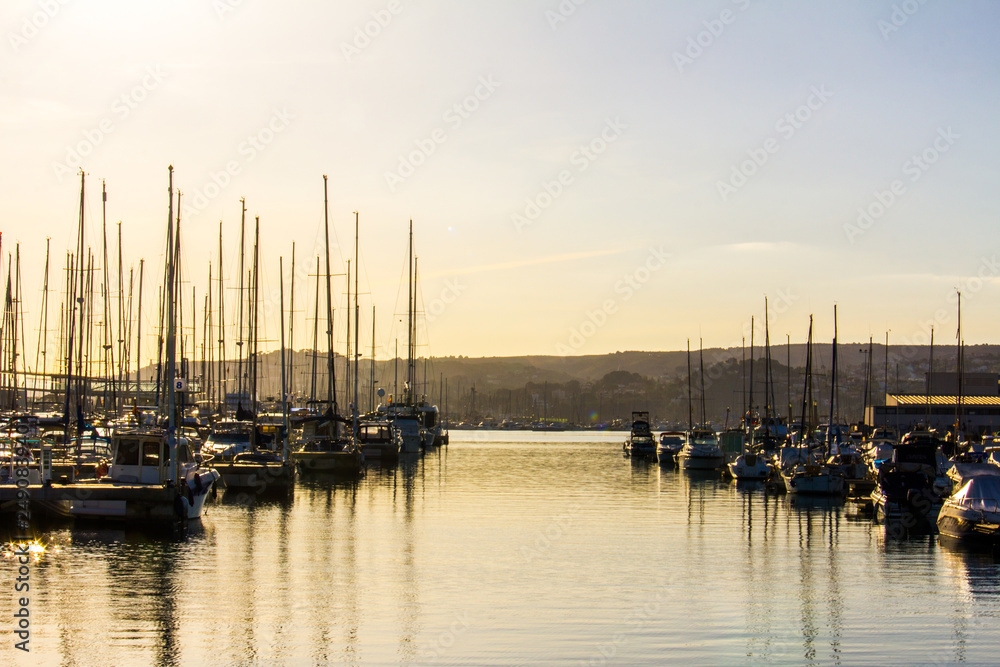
373,220,439,454
291,189,363,475
678,339,724,470
782,307,845,496
49,167,220,522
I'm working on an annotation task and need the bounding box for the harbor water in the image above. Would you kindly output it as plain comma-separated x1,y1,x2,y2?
4,430,1000,665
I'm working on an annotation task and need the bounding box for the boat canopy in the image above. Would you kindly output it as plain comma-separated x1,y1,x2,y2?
951,474,1000,511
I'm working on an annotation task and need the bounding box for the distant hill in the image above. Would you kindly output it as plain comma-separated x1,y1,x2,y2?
140,343,1000,426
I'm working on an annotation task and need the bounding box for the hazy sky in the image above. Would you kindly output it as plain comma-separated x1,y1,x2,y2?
2,0,999,366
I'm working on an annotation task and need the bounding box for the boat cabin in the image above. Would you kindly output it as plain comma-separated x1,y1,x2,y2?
110,430,193,484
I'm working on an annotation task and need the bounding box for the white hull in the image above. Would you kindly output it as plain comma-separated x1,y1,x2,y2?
783,468,845,495
678,453,724,470
728,455,771,480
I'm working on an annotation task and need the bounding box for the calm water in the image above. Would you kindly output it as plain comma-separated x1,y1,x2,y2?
4,431,1000,666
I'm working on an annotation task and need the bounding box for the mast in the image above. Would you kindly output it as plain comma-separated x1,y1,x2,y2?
407,220,414,406
135,260,144,406
686,338,693,432
926,327,934,425
748,317,755,440
165,166,178,481
956,290,963,438
101,181,115,414
288,241,295,406
323,176,336,413
370,306,376,412
280,256,289,462
34,238,50,407
346,258,351,411
356,211,361,442
699,337,706,425
827,305,838,453
236,198,246,407
310,255,319,405
217,221,226,416
799,315,813,440
251,215,260,432
116,221,124,415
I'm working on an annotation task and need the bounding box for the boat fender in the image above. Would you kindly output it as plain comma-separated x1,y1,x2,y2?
95,462,109,479
193,472,204,495
174,494,188,519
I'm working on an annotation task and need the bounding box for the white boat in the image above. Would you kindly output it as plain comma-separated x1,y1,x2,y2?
391,414,423,454
871,435,946,525
357,419,400,464
201,419,254,461
67,427,220,521
624,411,657,460
657,431,686,464
678,428,724,470
782,463,845,495
728,452,772,480
937,467,1000,543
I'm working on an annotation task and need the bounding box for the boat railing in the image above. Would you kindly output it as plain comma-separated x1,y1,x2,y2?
957,498,999,513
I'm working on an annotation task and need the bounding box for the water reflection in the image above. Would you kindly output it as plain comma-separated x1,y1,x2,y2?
8,432,1000,665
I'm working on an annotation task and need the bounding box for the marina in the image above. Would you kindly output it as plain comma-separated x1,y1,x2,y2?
3,430,1000,665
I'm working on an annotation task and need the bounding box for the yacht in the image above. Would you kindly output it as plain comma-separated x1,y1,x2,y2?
677,427,724,470
623,411,656,460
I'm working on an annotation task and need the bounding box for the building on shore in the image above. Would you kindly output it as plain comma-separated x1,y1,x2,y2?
866,372,1000,435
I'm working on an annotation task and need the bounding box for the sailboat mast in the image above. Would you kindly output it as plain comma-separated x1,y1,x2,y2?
407,220,414,406
217,221,226,416
353,211,360,440
34,237,50,407
686,338,693,432
135,260,144,404
827,305,838,451
288,241,295,405
117,221,124,415
310,255,319,404
280,256,289,461
164,166,178,479
699,337,706,425
323,176,336,412
236,199,246,404
799,315,813,438
956,291,963,437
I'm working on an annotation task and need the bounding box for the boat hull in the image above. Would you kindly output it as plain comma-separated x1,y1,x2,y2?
783,470,845,495
293,450,364,474
937,504,1000,542
678,454,724,470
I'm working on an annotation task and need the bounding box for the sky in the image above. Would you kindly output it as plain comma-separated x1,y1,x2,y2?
2,0,999,368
